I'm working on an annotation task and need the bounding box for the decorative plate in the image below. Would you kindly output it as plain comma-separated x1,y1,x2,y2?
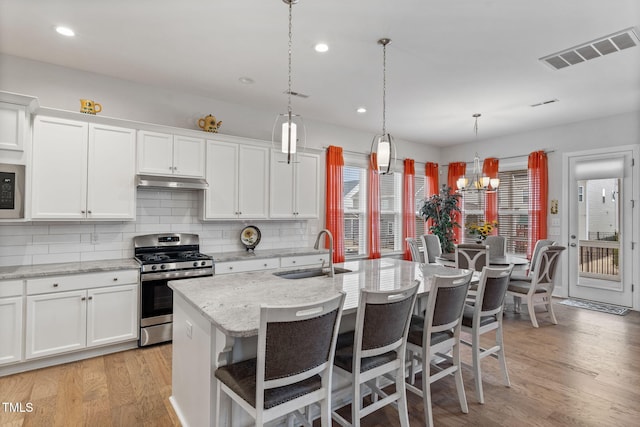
240,225,261,251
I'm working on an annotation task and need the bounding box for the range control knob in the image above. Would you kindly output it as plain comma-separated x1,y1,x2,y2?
151,265,157,271
201,261,207,266
193,261,199,267
160,264,166,270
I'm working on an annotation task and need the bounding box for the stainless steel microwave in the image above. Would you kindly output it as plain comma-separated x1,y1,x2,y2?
0,163,25,219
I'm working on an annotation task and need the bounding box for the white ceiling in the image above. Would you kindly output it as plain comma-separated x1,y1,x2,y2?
1,0,639,146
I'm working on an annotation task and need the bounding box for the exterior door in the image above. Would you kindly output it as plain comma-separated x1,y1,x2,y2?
567,148,637,307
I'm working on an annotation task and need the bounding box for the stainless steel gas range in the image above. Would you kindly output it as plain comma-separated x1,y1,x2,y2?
134,233,214,346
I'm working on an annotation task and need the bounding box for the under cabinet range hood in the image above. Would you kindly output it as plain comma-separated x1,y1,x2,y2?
136,174,208,190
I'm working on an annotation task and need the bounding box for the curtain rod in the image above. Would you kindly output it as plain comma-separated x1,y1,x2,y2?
323,146,555,166
440,149,555,168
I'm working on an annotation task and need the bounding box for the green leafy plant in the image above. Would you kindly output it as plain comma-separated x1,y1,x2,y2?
419,186,461,253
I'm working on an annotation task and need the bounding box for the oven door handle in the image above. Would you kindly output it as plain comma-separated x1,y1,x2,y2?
140,268,214,282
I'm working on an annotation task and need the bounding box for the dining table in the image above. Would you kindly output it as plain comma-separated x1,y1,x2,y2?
436,252,530,270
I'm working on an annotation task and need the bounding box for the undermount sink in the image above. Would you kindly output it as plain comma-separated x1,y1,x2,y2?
273,267,352,280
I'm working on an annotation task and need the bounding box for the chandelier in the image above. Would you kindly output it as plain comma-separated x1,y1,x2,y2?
272,0,305,164
370,38,396,175
456,114,499,192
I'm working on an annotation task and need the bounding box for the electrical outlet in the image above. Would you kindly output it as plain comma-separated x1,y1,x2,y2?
551,218,560,226
186,320,193,338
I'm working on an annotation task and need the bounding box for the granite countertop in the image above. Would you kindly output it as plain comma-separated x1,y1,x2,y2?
208,248,329,263
0,259,141,280
169,258,468,338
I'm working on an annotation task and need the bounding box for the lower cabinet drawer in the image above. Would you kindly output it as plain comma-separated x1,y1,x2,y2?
26,270,139,295
215,258,280,275
280,254,330,268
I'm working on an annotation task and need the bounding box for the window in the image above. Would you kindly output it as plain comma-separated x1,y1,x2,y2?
458,169,529,255
497,169,529,255
461,189,485,242
414,174,426,237
342,162,405,258
343,165,367,256
380,173,403,254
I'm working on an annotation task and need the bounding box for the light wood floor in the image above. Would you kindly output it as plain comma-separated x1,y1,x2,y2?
1,301,639,426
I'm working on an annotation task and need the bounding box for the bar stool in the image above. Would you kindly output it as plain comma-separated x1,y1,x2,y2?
214,292,345,426
331,282,419,427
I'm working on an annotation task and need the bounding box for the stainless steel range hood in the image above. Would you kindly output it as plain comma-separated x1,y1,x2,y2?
136,174,208,190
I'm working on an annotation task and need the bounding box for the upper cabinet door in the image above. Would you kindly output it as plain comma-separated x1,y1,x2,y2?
238,145,269,219
0,102,26,151
137,130,174,175
31,117,88,219
294,153,320,218
87,124,136,219
173,135,205,178
204,140,239,218
269,150,296,218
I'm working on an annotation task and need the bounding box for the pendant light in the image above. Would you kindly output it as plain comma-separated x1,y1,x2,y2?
370,38,396,175
456,114,499,192
272,0,305,164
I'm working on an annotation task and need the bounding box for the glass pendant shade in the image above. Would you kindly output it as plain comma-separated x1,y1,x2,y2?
273,113,305,161
371,133,395,174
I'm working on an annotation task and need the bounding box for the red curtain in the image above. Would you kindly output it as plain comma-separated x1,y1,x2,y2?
425,162,439,231
402,159,416,260
368,153,381,259
528,151,548,259
325,146,345,263
482,157,499,235
447,162,466,244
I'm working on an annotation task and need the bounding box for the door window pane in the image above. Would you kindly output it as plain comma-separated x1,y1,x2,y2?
343,166,367,257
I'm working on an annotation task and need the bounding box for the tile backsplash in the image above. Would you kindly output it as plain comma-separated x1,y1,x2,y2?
0,189,320,267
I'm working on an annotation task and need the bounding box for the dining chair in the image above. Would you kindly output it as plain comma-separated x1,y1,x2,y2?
214,292,346,427
510,239,555,282
420,234,442,264
405,270,473,427
506,245,566,328
460,265,513,404
485,235,506,259
405,237,424,263
455,243,489,272
332,282,419,427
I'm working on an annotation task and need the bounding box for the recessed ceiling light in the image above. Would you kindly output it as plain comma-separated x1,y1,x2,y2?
55,26,75,37
238,77,254,84
356,107,367,114
314,43,329,53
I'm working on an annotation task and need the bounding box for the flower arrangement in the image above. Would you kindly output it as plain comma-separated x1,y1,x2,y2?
467,220,498,241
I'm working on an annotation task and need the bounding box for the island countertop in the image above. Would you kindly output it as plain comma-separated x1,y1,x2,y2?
169,258,469,338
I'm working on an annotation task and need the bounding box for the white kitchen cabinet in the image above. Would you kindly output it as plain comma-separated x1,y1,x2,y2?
26,289,88,359
25,270,139,360
137,130,205,178
269,151,320,219
86,284,138,347
0,280,23,366
0,92,37,153
215,258,280,275
204,140,269,219
31,116,136,220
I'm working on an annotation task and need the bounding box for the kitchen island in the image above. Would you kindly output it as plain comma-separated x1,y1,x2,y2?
168,258,469,427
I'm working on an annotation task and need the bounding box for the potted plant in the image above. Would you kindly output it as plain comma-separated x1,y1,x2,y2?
419,186,461,253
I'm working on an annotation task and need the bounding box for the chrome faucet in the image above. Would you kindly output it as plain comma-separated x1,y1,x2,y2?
314,229,334,277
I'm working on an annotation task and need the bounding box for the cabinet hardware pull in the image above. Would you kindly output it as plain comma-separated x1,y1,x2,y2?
81,210,85,214
264,264,267,267
81,297,86,301
53,283,59,287
88,296,93,300
88,210,92,214
229,266,233,270
113,277,118,281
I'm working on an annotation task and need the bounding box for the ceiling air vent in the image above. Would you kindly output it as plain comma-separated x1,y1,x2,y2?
539,27,639,70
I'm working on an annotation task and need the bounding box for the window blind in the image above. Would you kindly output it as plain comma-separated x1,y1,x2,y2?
380,173,402,253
